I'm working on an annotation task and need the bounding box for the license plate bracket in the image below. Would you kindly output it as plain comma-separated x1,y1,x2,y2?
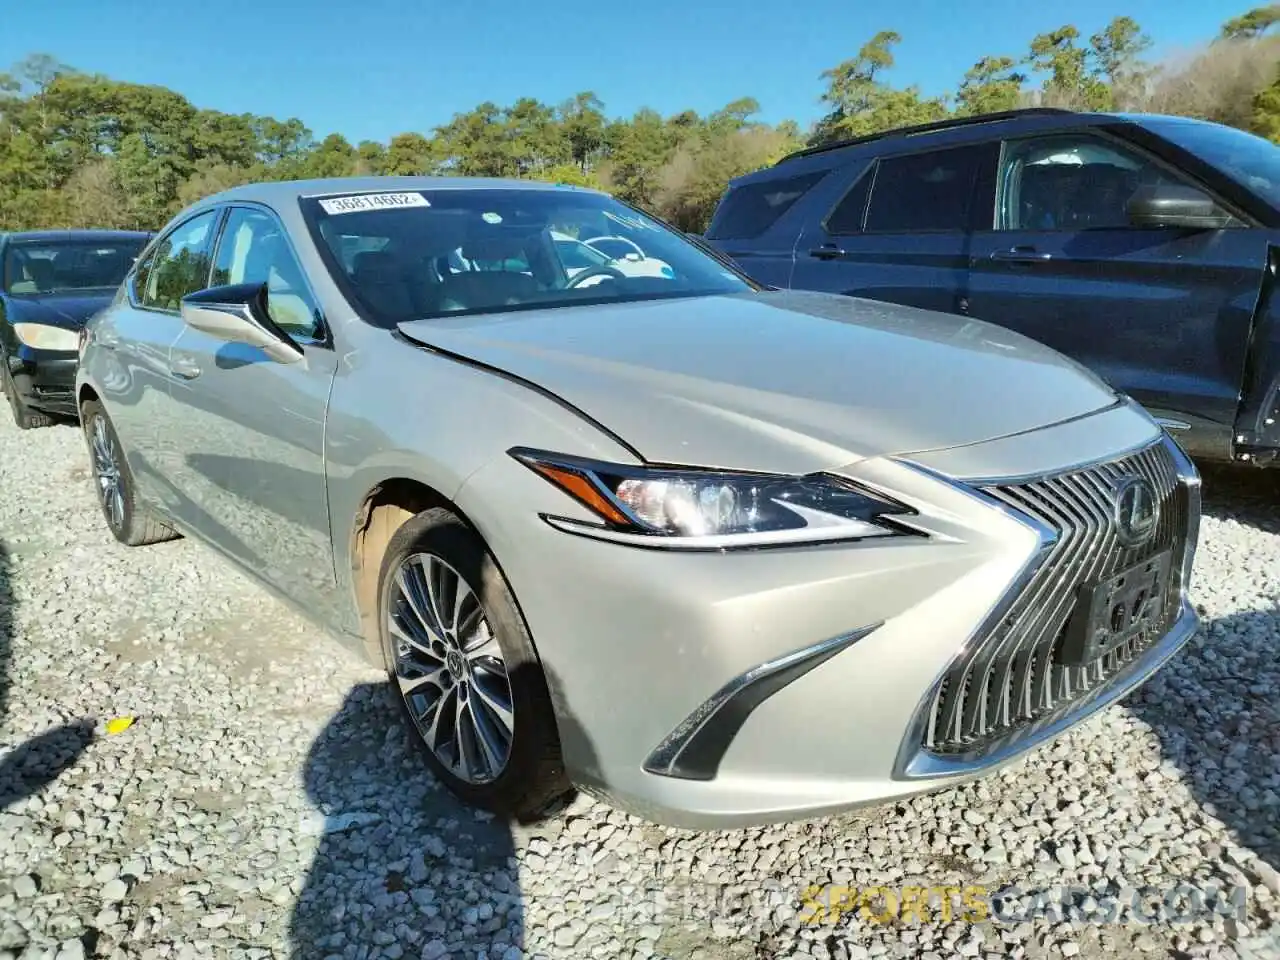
1059,549,1173,666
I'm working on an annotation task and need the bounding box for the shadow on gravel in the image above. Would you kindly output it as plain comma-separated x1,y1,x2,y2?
0,539,95,810
1197,463,1280,532
290,662,594,960
1130,607,1280,876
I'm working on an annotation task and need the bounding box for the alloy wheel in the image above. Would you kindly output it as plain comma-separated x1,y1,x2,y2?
389,552,515,784
89,415,124,531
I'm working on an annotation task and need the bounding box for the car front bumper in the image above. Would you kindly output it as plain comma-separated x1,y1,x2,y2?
457,400,1202,829
6,346,78,417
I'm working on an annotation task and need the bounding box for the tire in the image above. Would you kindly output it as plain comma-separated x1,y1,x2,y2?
80,399,179,547
2,361,55,430
377,507,570,821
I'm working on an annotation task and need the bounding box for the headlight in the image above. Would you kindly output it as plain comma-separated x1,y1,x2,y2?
511,448,921,548
13,322,79,352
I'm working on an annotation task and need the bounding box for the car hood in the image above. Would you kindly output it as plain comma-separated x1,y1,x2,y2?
4,291,114,330
397,290,1122,474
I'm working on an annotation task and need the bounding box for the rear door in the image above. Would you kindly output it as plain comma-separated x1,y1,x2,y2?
100,209,221,503
789,141,998,315
704,168,830,287
965,128,1267,454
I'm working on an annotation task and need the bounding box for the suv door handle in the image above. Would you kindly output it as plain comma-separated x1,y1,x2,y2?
808,244,846,260
990,246,1052,262
169,356,201,380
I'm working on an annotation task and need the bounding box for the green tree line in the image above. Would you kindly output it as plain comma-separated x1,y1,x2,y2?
2,5,1279,235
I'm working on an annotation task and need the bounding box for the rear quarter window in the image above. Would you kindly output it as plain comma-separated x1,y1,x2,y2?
706,170,829,241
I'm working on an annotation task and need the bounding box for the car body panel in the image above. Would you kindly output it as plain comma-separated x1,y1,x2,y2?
965,226,1267,443
161,325,340,608
397,288,1120,474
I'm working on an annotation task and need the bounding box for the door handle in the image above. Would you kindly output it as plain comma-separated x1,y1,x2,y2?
990,246,1052,262
808,244,846,260
169,356,201,380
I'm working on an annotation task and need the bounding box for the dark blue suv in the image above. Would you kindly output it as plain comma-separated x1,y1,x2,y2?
704,108,1280,469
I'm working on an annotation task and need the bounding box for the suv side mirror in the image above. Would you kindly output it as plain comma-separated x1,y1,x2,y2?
1126,183,1233,230
179,283,304,364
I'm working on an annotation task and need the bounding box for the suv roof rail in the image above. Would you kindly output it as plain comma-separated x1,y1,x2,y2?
775,108,1077,164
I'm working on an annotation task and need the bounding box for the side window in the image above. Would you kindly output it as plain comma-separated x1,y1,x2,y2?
213,207,321,340
141,211,218,311
997,133,1222,231
705,170,829,241
825,165,875,235
864,145,991,233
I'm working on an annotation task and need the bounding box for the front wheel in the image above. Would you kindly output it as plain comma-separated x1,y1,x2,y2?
377,508,570,820
81,400,178,547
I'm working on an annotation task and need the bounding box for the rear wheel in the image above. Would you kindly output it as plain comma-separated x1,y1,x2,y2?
81,399,178,547
377,507,570,820
2,361,55,430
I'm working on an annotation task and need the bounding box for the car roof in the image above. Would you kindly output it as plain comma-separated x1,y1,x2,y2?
731,107,1131,185
197,176,606,208
2,229,152,243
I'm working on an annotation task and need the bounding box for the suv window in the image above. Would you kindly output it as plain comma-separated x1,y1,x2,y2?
140,211,218,311
864,145,991,233
998,133,1222,231
213,207,321,339
706,170,828,240
825,166,874,235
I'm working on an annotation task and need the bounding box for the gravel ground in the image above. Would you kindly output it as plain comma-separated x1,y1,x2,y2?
0,414,1278,960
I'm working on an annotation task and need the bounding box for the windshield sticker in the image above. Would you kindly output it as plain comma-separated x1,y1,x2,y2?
318,192,430,215
482,212,503,224
603,210,656,231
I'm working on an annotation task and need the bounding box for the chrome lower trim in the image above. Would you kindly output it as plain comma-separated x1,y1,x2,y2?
643,623,882,781
897,598,1199,779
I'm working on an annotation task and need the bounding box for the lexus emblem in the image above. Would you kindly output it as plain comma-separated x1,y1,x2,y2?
1113,476,1159,547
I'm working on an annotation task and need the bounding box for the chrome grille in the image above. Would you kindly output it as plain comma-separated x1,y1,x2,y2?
923,438,1189,756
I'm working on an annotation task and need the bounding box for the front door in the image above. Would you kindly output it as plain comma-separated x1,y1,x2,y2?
965,129,1268,455
165,204,338,610
790,141,998,315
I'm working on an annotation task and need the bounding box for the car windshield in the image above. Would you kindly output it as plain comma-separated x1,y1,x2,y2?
303,188,754,326
3,238,147,295
1146,118,1280,209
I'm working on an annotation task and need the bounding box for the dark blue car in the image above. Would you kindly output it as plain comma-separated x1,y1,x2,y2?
1,229,151,428
704,108,1280,470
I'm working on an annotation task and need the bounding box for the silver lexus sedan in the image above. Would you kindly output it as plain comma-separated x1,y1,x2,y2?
75,177,1202,829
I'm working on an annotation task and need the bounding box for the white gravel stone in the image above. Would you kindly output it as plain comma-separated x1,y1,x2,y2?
1,419,1279,959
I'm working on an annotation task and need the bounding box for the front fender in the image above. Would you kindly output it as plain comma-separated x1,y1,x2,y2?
324,338,642,639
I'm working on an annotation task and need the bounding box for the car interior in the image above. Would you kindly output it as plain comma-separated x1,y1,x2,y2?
319,210,688,325
5,245,138,294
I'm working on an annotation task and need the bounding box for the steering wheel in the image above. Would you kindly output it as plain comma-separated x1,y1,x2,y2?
564,264,627,290
582,235,646,260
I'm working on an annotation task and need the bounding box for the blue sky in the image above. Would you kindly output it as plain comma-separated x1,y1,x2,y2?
0,0,1245,143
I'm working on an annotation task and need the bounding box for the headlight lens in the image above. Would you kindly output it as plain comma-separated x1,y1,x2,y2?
511,448,920,547
13,322,79,352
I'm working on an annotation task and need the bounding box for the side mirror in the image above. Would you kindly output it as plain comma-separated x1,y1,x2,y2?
179,283,303,364
1126,183,1233,230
